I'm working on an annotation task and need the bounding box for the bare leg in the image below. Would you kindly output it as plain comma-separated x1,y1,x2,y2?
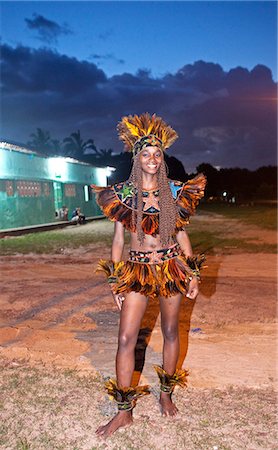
159,293,182,417
96,291,148,438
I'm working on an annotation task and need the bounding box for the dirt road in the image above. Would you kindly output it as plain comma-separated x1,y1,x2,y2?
0,217,276,391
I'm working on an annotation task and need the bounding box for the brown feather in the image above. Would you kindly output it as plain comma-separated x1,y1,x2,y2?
117,113,178,152
154,365,188,389
105,379,150,402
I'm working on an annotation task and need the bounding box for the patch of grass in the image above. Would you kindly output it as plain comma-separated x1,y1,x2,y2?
0,231,110,254
0,219,133,256
0,222,117,255
63,368,79,377
0,206,276,256
17,437,31,450
200,203,277,230
189,229,276,254
0,358,277,450
1,226,276,256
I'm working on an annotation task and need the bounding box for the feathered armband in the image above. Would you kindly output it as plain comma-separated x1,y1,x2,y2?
96,259,124,288
186,254,206,281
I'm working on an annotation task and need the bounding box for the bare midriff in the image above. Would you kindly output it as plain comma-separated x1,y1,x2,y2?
129,231,176,252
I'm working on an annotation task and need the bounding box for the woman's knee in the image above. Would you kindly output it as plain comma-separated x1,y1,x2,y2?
118,332,137,351
161,323,179,342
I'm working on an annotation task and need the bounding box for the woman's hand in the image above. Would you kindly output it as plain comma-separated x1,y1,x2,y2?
186,277,199,300
112,292,125,310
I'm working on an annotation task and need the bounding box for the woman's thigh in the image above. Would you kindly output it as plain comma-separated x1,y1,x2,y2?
118,291,149,344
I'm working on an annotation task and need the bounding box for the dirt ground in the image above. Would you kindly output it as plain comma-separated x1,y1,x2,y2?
0,214,277,449
0,216,276,389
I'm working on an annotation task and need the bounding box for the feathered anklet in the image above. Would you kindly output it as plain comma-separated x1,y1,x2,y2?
105,379,150,411
154,365,188,394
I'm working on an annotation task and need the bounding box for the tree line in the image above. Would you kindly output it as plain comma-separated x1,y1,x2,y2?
27,128,277,201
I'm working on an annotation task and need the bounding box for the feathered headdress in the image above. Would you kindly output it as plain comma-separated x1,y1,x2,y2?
117,113,178,156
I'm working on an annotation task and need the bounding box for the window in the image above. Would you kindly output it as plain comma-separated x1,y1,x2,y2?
43,182,51,197
5,180,14,197
64,184,76,197
16,181,41,197
84,185,89,202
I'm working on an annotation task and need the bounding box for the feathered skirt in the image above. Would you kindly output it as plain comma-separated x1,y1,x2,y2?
97,243,198,298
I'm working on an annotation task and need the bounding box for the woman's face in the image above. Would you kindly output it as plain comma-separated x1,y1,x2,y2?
139,146,162,175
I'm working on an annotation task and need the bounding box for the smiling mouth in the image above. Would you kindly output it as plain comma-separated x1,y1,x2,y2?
147,164,157,168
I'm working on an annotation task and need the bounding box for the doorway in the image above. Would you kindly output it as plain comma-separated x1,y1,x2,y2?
53,182,63,212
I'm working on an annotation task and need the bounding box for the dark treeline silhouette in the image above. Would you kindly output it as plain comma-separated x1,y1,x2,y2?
196,163,277,201
82,152,188,185
27,128,97,158
27,128,277,201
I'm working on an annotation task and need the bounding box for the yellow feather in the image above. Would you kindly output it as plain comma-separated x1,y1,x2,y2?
117,112,178,152
123,121,140,137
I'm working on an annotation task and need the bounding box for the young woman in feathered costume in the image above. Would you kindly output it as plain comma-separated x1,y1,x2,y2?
92,113,206,438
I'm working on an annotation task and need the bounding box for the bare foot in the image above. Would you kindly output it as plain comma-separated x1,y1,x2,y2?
96,411,133,439
159,392,178,417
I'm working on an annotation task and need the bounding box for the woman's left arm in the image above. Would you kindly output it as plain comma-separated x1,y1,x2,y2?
176,230,199,300
176,230,193,258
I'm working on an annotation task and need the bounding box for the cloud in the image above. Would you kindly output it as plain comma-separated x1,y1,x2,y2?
0,44,276,170
1,44,106,94
25,13,73,45
90,53,125,65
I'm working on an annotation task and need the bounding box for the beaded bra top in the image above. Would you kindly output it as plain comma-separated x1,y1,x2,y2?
92,173,206,236
113,180,186,214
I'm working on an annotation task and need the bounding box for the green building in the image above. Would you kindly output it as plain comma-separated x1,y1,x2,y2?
0,142,107,231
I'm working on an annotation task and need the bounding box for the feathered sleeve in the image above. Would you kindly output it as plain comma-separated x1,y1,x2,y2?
91,184,135,231
175,173,207,230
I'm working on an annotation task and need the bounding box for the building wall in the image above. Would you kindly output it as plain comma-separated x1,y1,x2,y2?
0,180,55,229
0,146,107,230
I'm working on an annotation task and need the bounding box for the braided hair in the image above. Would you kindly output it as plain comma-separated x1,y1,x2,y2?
128,153,177,246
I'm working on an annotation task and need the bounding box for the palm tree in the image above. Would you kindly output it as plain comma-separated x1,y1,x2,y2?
82,148,114,166
63,130,97,158
51,139,62,155
98,148,113,157
96,148,113,159
27,128,52,153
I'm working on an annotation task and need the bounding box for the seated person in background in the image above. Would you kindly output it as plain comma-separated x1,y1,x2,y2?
58,206,69,221
71,207,86,224
62,206,69,221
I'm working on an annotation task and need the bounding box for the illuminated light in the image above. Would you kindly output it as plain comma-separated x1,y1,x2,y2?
0,141,37,155
84,185,89,202
223,191,227,197
48,157,68,181
95,167,107,186
235,97,278,102
256,97,278,101
106,166,116,177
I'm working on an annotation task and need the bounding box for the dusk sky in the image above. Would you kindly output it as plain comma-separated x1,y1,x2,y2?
1,1,277,172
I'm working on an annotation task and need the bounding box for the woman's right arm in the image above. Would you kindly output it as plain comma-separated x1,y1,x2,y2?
111,221,125,310
111,221,125,262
